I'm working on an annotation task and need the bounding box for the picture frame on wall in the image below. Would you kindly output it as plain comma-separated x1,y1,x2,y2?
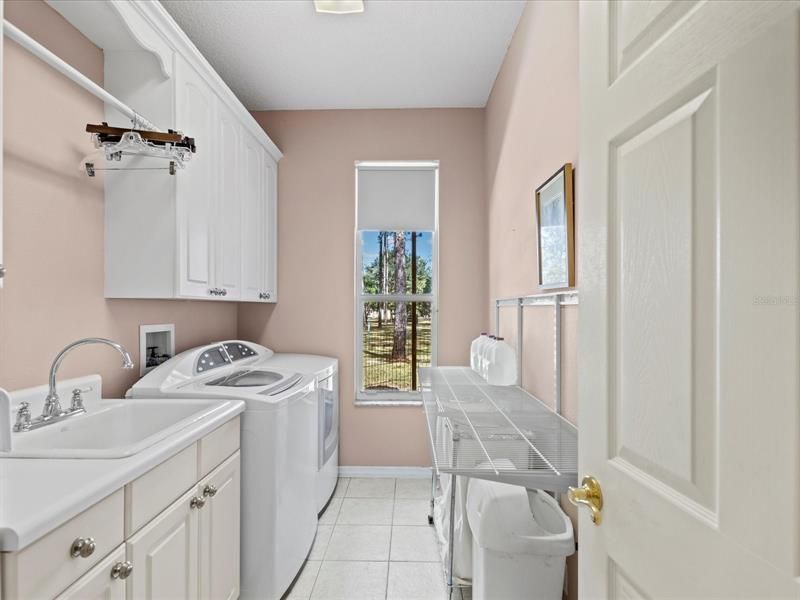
535,163,575,289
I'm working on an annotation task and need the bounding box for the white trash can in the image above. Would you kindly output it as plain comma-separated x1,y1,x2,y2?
466,479,574,600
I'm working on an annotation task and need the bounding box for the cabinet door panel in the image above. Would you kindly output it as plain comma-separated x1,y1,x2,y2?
215,106,241,299
176,58,215,298
126,488,198,600
263,156,278,302
56,545,127,600
240,134,265,301
198,452,240,600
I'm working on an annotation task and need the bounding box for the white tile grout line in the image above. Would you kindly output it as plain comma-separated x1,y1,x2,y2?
384,478,397,600
305,560,321,600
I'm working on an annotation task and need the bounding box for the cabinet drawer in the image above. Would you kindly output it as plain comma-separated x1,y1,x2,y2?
55,544,127,600
125,443,198,536
1,489,124,600
198,416,240,478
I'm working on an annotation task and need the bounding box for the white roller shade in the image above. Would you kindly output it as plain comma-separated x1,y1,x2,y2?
357,167,436,231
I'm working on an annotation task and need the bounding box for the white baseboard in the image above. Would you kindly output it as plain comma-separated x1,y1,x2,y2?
339,466,432,479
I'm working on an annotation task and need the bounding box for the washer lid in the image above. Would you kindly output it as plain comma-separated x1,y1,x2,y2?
206,369,303,396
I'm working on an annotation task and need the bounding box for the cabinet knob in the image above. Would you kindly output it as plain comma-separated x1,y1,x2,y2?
203,484,218,498
70,537,96,558
0,264,6,279
190,496,206,509
111,561,134,580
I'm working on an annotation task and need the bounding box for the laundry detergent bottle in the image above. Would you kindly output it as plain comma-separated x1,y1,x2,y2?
486,337,517,386
470,333,488,371
480,336,497,379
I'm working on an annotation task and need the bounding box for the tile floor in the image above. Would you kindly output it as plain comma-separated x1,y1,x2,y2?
285,477,471,600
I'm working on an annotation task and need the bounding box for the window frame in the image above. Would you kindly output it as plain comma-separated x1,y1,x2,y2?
354,161,439,405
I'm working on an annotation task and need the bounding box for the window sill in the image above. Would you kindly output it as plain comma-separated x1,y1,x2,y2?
354,398,423,407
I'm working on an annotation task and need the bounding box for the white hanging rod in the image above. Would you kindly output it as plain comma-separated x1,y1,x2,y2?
3,19,158,132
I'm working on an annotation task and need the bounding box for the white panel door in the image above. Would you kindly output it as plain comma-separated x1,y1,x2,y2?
215,105,242,300
56,545,127,600
126,488,199,600
198,453,240,600
240,133,266,302
578,1,800,597
175,57,215,299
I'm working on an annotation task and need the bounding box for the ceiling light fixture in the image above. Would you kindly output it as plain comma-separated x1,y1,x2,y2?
313,0,364,15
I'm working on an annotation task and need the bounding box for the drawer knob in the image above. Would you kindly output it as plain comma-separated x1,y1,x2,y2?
70,537,96,558
111,561,134,580
190,496,206,509
203,484,218,498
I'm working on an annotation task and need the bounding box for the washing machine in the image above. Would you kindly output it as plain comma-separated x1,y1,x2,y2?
261,353,339,513
128,341,317,600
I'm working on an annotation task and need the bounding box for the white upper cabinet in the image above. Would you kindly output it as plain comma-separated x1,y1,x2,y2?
214,104,243,300
241,134,278,303
51,1,281,303
175,57,215,299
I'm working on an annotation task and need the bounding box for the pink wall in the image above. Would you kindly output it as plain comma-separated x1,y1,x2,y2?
238,109,487,467
1,1,238,399
485,0,579,422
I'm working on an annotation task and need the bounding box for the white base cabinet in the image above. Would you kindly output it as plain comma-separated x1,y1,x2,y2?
199,454,241,600
126,487,199,600
1,420,241,600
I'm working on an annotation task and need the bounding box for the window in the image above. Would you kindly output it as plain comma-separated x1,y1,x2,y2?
355,162,438,403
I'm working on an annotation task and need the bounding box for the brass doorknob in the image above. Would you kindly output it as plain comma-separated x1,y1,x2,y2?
568,476,603,525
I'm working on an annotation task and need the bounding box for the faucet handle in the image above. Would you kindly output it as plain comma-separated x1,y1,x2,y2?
14,402,31,431
71,387,91,411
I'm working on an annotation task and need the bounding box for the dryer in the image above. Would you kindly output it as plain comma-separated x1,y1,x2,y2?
128,341,317,600
261,353,339,513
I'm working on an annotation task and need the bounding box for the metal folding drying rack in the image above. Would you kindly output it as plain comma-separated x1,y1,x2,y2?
421,292,579,596
421,367,578,594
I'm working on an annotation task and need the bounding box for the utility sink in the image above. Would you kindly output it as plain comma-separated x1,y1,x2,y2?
3,399,232,459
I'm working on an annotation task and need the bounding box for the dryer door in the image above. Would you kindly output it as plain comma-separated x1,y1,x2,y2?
319,372,338,468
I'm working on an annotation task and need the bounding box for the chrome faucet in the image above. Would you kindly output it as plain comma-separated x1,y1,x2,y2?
14,337,134,432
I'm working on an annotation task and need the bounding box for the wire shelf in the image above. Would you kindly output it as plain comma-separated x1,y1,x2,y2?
420,367,578,492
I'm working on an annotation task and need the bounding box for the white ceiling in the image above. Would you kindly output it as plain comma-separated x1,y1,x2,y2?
159,0,526,111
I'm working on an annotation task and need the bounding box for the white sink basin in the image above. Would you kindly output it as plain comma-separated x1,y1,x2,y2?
3,399,232,459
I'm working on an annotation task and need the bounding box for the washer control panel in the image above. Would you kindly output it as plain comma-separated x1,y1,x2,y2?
195,345,231,374
194,342,259,374
223,342,258,361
